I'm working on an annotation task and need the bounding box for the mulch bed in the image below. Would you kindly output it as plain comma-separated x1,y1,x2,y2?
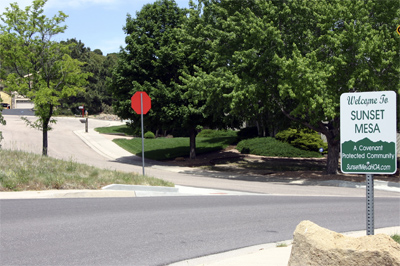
165,147,400,183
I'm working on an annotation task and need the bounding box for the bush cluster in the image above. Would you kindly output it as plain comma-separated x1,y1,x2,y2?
237,137,323,158
144,131,156,139
275,128,328,153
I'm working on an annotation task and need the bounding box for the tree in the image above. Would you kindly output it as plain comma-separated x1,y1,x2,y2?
111,0,187,131
111,0,239,159
0,0,90,156
61,39,117,115
185,0,399,173
182,1,290,138
272,0,400,173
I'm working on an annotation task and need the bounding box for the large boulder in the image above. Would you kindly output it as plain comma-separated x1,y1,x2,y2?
288,220,400,266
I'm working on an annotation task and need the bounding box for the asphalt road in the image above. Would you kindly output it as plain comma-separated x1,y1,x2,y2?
1,108,35,116
1,196,399,266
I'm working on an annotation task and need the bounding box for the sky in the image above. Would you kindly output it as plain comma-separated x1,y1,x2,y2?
0,0,190,55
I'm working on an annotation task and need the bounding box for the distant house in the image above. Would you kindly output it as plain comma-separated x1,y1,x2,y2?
0,79,34,109
0,80,12,107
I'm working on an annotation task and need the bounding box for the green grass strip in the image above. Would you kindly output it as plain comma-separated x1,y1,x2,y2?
0,149,173,191
95,125,135,136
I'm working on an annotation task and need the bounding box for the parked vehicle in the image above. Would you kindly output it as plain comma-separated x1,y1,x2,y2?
1,103,10,109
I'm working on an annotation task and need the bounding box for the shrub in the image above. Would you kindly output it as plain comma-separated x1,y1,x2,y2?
274,128,298,143
144,131,155,139
237,137,323,158
237,127,258,140
275,128,328,153
102,103,114,114
55,108,74,116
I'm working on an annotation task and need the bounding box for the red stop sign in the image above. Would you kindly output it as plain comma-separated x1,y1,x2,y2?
131,91,151,114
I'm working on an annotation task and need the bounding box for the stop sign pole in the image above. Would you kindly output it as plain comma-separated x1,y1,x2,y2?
131,92,151,176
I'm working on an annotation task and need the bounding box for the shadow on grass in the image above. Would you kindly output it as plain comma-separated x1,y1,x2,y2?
198,137,238,145
141,146,231,161
113,137,238,161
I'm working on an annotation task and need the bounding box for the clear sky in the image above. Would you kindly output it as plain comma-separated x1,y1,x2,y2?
0,0,190,55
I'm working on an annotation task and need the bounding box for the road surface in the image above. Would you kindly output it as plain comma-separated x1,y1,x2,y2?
1,196,399,265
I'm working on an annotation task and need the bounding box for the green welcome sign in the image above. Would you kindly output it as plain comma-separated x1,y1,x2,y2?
340,91,397,174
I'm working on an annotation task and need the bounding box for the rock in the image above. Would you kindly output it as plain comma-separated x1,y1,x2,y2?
288,220,400,266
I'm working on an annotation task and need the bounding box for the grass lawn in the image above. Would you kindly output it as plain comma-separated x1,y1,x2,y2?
392,234,400,244
95,125,136,136
96,125,323,160
0,149,173,191
114,137,237,160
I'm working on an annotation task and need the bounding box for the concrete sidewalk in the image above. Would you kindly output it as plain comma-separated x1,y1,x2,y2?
170,226,400,266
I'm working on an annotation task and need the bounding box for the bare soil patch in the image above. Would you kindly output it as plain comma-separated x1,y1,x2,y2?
165,146,400,183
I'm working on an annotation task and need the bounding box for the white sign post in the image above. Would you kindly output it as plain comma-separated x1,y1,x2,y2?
340,91,397,235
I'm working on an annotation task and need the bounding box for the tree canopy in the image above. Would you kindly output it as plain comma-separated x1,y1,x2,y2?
110,0,399,169
0,0,90,156
111,0,241,158
61,38,117,115
180,0,399,173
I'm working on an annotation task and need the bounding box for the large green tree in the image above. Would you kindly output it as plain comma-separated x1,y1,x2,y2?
111,0,240,159
273,0,399,173
111,0,186,130
182,1,290,137
0,0,90,156
185,0,399,174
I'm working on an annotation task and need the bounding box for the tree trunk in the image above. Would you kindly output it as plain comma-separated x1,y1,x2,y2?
189,128,196,159
42,122,48,156
326,136,340,174
42,105,53,156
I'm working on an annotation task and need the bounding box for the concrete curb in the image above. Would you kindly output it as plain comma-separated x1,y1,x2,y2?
0,185,266,199
103,184,179,193
295,179,400,193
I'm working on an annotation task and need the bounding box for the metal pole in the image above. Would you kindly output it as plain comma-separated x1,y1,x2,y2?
366,174,374,235
85,117,88,133
141,93,145,176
